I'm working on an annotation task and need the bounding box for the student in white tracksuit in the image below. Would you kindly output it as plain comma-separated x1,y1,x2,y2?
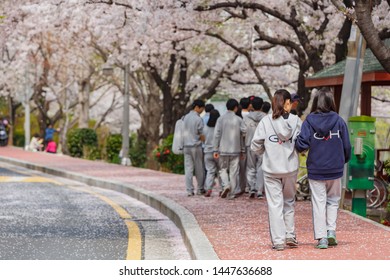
182,99,205,196
203,109,221,197
295,88,351,249
213,99,246,200
242,97,266,198
251,89,302,251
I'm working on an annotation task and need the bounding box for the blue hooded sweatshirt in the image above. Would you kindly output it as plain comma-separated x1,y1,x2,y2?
295,111,351,180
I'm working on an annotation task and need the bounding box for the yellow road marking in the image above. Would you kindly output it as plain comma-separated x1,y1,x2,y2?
0,176,61,185
68,187,142,260
126,220,143,260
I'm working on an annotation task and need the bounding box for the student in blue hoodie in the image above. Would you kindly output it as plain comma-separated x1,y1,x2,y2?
295,88,351,249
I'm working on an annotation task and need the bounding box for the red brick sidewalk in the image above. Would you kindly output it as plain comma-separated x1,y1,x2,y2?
1,146,389,260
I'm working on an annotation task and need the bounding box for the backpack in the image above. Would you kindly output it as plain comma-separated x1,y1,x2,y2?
172,117,184,155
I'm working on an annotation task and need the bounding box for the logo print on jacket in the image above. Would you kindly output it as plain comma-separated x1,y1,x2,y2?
269,135,292,144
313,130,340,141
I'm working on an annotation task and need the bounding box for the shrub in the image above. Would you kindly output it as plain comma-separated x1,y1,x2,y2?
153,134,184,174
106,134,122,164
106,133,147,168
129,133,147,168
67,128,98,159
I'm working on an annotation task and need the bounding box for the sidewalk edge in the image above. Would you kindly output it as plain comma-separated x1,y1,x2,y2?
340,209,390,231
0,156,219,260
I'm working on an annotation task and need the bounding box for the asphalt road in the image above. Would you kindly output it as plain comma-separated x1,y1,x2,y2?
0,163,190,260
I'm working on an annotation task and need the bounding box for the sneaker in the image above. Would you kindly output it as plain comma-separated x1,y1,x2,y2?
187,192,195,197
220,187,230,198
327,230,338,246
272,244,284,251
204,190,212,197
249,192,256,199
257,193,264,199
286,237,298,248
316,238,328,249
196,189,206,195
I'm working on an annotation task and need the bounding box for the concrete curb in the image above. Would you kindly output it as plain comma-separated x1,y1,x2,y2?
341,209,390,232
0,156,219,260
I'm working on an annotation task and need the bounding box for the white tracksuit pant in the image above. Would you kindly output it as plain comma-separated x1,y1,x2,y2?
264,173,297,246
204,152,219,190
218,155,240,193
183,146,205,194
246,149,264,194
309,178,341,240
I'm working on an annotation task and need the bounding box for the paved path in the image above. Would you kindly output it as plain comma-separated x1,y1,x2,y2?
0,146,389,260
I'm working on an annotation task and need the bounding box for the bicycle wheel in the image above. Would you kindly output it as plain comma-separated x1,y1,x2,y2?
366,179,388,208
296,175,310,200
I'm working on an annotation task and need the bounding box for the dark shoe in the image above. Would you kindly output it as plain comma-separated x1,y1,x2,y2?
249,192,256,199
187,192,194,197
272,244,284,251
197,189,206,195
327,230,338,246
286,237,298,248
204,190,212,197
316,238,328,249
220,187,230,198
257,193,264,199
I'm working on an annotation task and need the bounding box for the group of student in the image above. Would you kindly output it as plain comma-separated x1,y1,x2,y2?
180,87,351,251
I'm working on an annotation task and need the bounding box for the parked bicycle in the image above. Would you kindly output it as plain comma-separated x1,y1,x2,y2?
296,160,310,201
367,149,390,209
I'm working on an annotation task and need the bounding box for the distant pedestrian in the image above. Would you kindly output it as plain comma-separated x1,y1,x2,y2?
295,88,351,249
45,138,57,154
0,119,8,147
237,97,251,195
261,101,271,114
44,123,60,147
183,99,206,196
240,97,251,118
251,89,302,251
203,109,221,197
29,133,43,152
290,93,302,116
213,99,245,200
242,97,266,199
202,104,215,125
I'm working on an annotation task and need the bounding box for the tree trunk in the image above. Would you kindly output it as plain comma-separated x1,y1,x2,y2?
78,80,90,128
355,0,390,73
335,18,352,62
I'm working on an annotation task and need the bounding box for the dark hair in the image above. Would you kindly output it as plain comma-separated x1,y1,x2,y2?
272,89,291,119
240,97,250,109
310,87,336,113
261,101,271,113
207,109,220,127
251,97,264,111
192,99,205,109
226,98,239,111
33,133,40,138
205,104,214,113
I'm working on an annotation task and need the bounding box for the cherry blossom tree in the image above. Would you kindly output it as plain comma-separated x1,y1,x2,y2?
3,0,388,163
331,0,390,72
